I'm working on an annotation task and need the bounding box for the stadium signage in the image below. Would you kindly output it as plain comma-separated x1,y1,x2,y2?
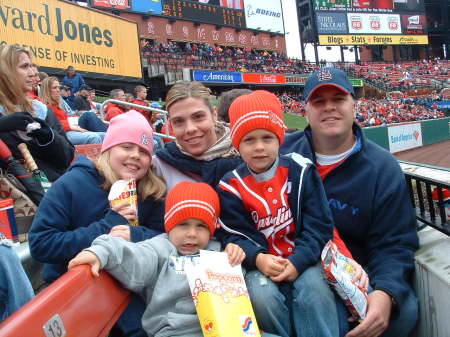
131,0,163,15
244,0,284,33
387,123,423,153
318,34,428,45
0,0,141,78
242,73,286,84
193,70,242,83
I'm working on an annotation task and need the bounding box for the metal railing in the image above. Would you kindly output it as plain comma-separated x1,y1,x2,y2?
99,99,175,140
404,171,450,236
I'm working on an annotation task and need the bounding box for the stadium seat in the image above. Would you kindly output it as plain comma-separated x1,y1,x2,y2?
75,144,102,160
0,265,130,337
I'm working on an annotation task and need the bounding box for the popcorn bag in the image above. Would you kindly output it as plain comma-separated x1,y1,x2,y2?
321,240,368,320
0,199,18,241
185,250,261,337
108,179,139,226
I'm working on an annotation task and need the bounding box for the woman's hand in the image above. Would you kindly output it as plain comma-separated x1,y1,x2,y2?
109,225,131,241
224,243,245,266
68,250,101,277
71,125,88,133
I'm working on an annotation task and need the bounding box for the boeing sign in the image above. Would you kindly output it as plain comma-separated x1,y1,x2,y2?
244,0,284,33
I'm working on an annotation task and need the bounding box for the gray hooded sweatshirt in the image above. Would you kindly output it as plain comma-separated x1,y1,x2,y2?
87,233,219,337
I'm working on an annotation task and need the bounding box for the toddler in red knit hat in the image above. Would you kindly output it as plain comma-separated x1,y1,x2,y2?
68,181,245,337
216,90,368,337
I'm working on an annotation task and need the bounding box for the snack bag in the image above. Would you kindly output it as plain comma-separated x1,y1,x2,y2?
108,179,138,226
0,199,18,241
321,240,368,320
185,250,261,337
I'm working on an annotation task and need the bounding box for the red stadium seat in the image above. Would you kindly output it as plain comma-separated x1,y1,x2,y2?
75,144,102,160
0,265,130,337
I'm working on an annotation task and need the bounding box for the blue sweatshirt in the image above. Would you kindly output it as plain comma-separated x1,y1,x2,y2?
29,155,165,283
281,124,419,307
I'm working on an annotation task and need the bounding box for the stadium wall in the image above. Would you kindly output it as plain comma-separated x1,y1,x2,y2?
364,118,450,152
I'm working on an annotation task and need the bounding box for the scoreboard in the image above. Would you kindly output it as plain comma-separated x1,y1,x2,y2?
163,0,246,29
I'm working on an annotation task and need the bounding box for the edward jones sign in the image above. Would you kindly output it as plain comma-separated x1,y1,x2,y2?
0,0,141,78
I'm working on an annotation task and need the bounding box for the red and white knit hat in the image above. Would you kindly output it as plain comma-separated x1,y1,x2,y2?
228,90,286,150
164,181,221,237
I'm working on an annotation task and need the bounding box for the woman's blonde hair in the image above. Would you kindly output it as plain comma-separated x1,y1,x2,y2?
95,150,166,201
165,81,212,114
39,77,61,107
0,44,33,114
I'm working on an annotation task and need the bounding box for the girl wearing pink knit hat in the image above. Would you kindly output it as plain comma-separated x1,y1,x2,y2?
29,110,167,336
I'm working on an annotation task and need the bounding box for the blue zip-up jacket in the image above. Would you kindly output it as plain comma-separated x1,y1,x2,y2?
29,155,165,283
281,123,419,307
61,73,85,95
216,154,334,274
155,142,242,188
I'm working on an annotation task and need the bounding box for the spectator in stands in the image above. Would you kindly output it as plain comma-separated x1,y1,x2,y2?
132,85,152,124
60,85,76,113
39,77,105,145
281,68,419,337
68,181,250,337
217,88,251,123
73,84,93,113
152,81,241,190
0,234,35,322
105,89,126,121
29,110,166,337
62,65,85,97
0,44,74,182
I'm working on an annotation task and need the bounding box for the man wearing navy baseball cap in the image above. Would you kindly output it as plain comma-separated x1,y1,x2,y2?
281,68,419,337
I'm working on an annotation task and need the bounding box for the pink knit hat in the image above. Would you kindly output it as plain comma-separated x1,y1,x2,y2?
228,90,286,150
101,110,154,155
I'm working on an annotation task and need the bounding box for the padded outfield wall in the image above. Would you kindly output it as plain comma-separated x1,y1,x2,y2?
363,118,450,153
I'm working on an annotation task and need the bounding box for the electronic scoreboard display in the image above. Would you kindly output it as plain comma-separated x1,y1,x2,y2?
163,0,246,28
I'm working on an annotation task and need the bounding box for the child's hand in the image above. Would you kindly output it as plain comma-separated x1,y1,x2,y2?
224,243,245,266
109,225,131,241
111,201,136,223
255,253,288,278
68,250,101,277
270,259,299,282
348,259,369,291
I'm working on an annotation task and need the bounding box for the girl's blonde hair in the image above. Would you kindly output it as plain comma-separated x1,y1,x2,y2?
95,150,166,201
39,77,61,107
0,44,33,113
165,81,212,114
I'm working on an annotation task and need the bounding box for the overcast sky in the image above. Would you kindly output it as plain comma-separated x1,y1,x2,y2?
281,0,356,62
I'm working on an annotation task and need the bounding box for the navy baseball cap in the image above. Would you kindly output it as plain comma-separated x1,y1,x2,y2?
304,67,354,102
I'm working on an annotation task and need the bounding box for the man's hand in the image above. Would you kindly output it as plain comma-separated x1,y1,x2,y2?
346,290,392,337
224,243,246,266
109,225,131,241
270,259,299,282
255,253,288,278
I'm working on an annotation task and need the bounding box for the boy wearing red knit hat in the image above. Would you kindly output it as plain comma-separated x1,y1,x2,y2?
217,90,368,337
68,181,245,337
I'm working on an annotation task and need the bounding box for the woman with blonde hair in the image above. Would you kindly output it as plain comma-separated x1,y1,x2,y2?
153,81,242,190
29,110,166,337
0,44,74,182
39,76,104,144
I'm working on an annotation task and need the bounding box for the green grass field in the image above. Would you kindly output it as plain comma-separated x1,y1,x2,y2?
284,113,308,131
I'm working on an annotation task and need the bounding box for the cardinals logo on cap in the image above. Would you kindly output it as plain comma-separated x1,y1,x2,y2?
141,133,150,146
316,69,333,82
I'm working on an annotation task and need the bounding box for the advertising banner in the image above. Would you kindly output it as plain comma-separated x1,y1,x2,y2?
387,123,423,153
243,0,284,33
193,70,242,83
131,0,163,15
316,13,348,34
0,0,141,78
400,14,426,34
92,0,130,9
242,73,286,84
319,34,428,45
347,13,401,34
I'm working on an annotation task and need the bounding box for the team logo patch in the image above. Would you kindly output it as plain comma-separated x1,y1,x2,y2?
141,133,150,146
316,69,333,82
